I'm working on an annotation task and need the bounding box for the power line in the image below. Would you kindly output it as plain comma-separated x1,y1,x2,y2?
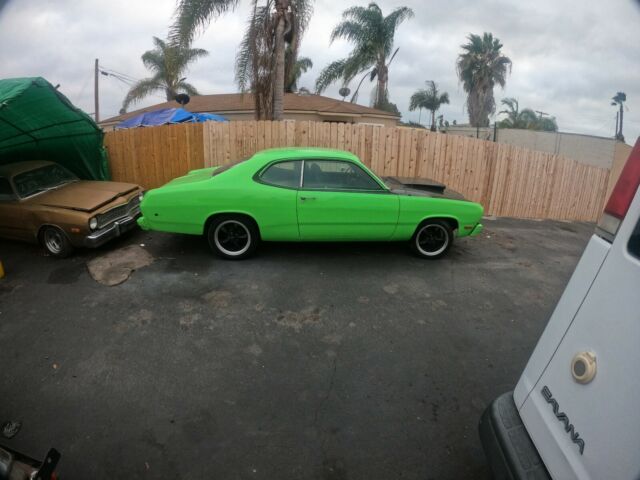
97,64,167,102
100,66,141,84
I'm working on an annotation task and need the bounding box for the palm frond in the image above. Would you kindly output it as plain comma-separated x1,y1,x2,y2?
330,20,367,44
409,89,427,111
315,59,347,93
409,81,449,114
170,0,239,45
234,1,276,118
381,6,413,56
126,34,208,109
317,2,411,106
286,56,313,92
177,81,200,96
122,78,163,110
612,91,627,104
180,47,209,65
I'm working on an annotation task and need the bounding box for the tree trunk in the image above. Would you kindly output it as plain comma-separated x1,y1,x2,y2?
375,63,388,109
467,91,480,127
618,103,624,141
430,110,436,132
272,1,288,121
468,87,492,127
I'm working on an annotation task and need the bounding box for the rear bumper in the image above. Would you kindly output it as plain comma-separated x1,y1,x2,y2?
479,391,550,480
84,214,139,248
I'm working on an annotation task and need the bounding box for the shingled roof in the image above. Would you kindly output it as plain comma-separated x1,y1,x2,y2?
101,93,399,124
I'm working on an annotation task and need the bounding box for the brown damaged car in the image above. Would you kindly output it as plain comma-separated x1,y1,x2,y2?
0,161,143,257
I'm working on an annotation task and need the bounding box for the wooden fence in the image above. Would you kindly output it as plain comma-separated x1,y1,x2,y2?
104,120,612,222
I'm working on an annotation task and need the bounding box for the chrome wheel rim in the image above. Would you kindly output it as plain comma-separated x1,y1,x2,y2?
43,229,63,254
416,224,449,256
214,220,251,256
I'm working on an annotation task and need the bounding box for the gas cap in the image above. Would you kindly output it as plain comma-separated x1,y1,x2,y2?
571,352,597,384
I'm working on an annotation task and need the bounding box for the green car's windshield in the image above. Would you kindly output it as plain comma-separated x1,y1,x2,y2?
13,164,78,198
212,157,249,177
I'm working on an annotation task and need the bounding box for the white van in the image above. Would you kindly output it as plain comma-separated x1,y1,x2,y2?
480,138,640,479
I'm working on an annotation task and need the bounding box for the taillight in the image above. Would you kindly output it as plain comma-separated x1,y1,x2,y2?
597,138,640,240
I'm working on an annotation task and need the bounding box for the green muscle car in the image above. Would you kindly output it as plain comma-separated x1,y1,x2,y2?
138,147,483,259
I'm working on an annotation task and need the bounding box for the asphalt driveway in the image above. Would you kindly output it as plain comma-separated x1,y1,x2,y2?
0,218,593,479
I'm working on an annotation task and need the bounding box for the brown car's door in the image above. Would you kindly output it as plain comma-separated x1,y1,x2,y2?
0,177,31,241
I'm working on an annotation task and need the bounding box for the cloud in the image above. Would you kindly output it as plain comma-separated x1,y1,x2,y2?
1,0,638,142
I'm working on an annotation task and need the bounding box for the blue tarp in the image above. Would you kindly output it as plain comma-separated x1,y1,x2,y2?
117,108,227,129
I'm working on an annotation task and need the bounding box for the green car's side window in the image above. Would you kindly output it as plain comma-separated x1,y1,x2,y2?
259,160,302,188
302,160,383,191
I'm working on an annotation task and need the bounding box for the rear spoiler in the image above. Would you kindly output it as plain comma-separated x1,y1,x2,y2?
383,176,447,194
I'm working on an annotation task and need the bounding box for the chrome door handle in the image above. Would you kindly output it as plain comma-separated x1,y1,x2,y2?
300,196,316,201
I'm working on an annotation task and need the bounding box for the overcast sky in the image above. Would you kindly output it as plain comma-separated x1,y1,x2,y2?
1,0,639,142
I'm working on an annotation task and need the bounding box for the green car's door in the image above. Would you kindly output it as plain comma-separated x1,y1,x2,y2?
297,159,399,240
254,160,302,240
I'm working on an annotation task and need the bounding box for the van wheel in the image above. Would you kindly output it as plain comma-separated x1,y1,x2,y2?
206,215,259,260
411,220,453,259
40,226,74,258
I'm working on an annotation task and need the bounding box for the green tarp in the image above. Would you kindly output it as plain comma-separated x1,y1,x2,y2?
0,77,109,180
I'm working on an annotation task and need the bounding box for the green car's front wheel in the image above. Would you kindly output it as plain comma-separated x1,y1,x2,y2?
207,215,259,260
411,220,454,259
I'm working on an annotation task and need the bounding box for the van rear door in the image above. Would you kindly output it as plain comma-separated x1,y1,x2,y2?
514,140,640,479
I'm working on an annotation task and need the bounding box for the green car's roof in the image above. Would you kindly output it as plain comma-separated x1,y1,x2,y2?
252,147,361,163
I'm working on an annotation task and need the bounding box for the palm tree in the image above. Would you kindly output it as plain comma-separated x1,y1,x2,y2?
286,56,312,92
409,81,449,131
611,91,626,141
497,98,558,131
172,0,312,120
122,36,207,111
314,3,413,111
456,32,511,127
497,98,536,129
535,116,558,132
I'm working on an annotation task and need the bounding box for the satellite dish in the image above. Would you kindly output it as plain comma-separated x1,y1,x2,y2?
175,93,190,106
339,87,351,100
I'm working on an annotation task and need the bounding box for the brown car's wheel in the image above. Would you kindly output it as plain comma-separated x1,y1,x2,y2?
206,215,259,260
40,226,74,258
410,220,454,259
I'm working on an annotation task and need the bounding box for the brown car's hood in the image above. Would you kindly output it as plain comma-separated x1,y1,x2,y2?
27,181,138,212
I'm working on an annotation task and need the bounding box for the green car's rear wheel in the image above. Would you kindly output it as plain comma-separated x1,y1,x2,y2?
207,215,259,260
411,220,453,259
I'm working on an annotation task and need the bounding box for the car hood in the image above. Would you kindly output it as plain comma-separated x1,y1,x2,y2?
383,176,466,201
27,181,139,212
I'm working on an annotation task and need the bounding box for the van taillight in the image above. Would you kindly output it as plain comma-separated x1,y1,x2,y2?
597,138,640,240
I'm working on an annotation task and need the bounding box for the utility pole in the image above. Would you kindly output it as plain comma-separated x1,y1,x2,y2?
94,58,100,123
535,110,549,119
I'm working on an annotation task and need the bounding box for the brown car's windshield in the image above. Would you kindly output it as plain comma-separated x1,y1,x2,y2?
13,164,78,198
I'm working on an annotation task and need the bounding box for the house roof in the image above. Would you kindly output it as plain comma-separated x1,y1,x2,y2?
101,93,399,125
